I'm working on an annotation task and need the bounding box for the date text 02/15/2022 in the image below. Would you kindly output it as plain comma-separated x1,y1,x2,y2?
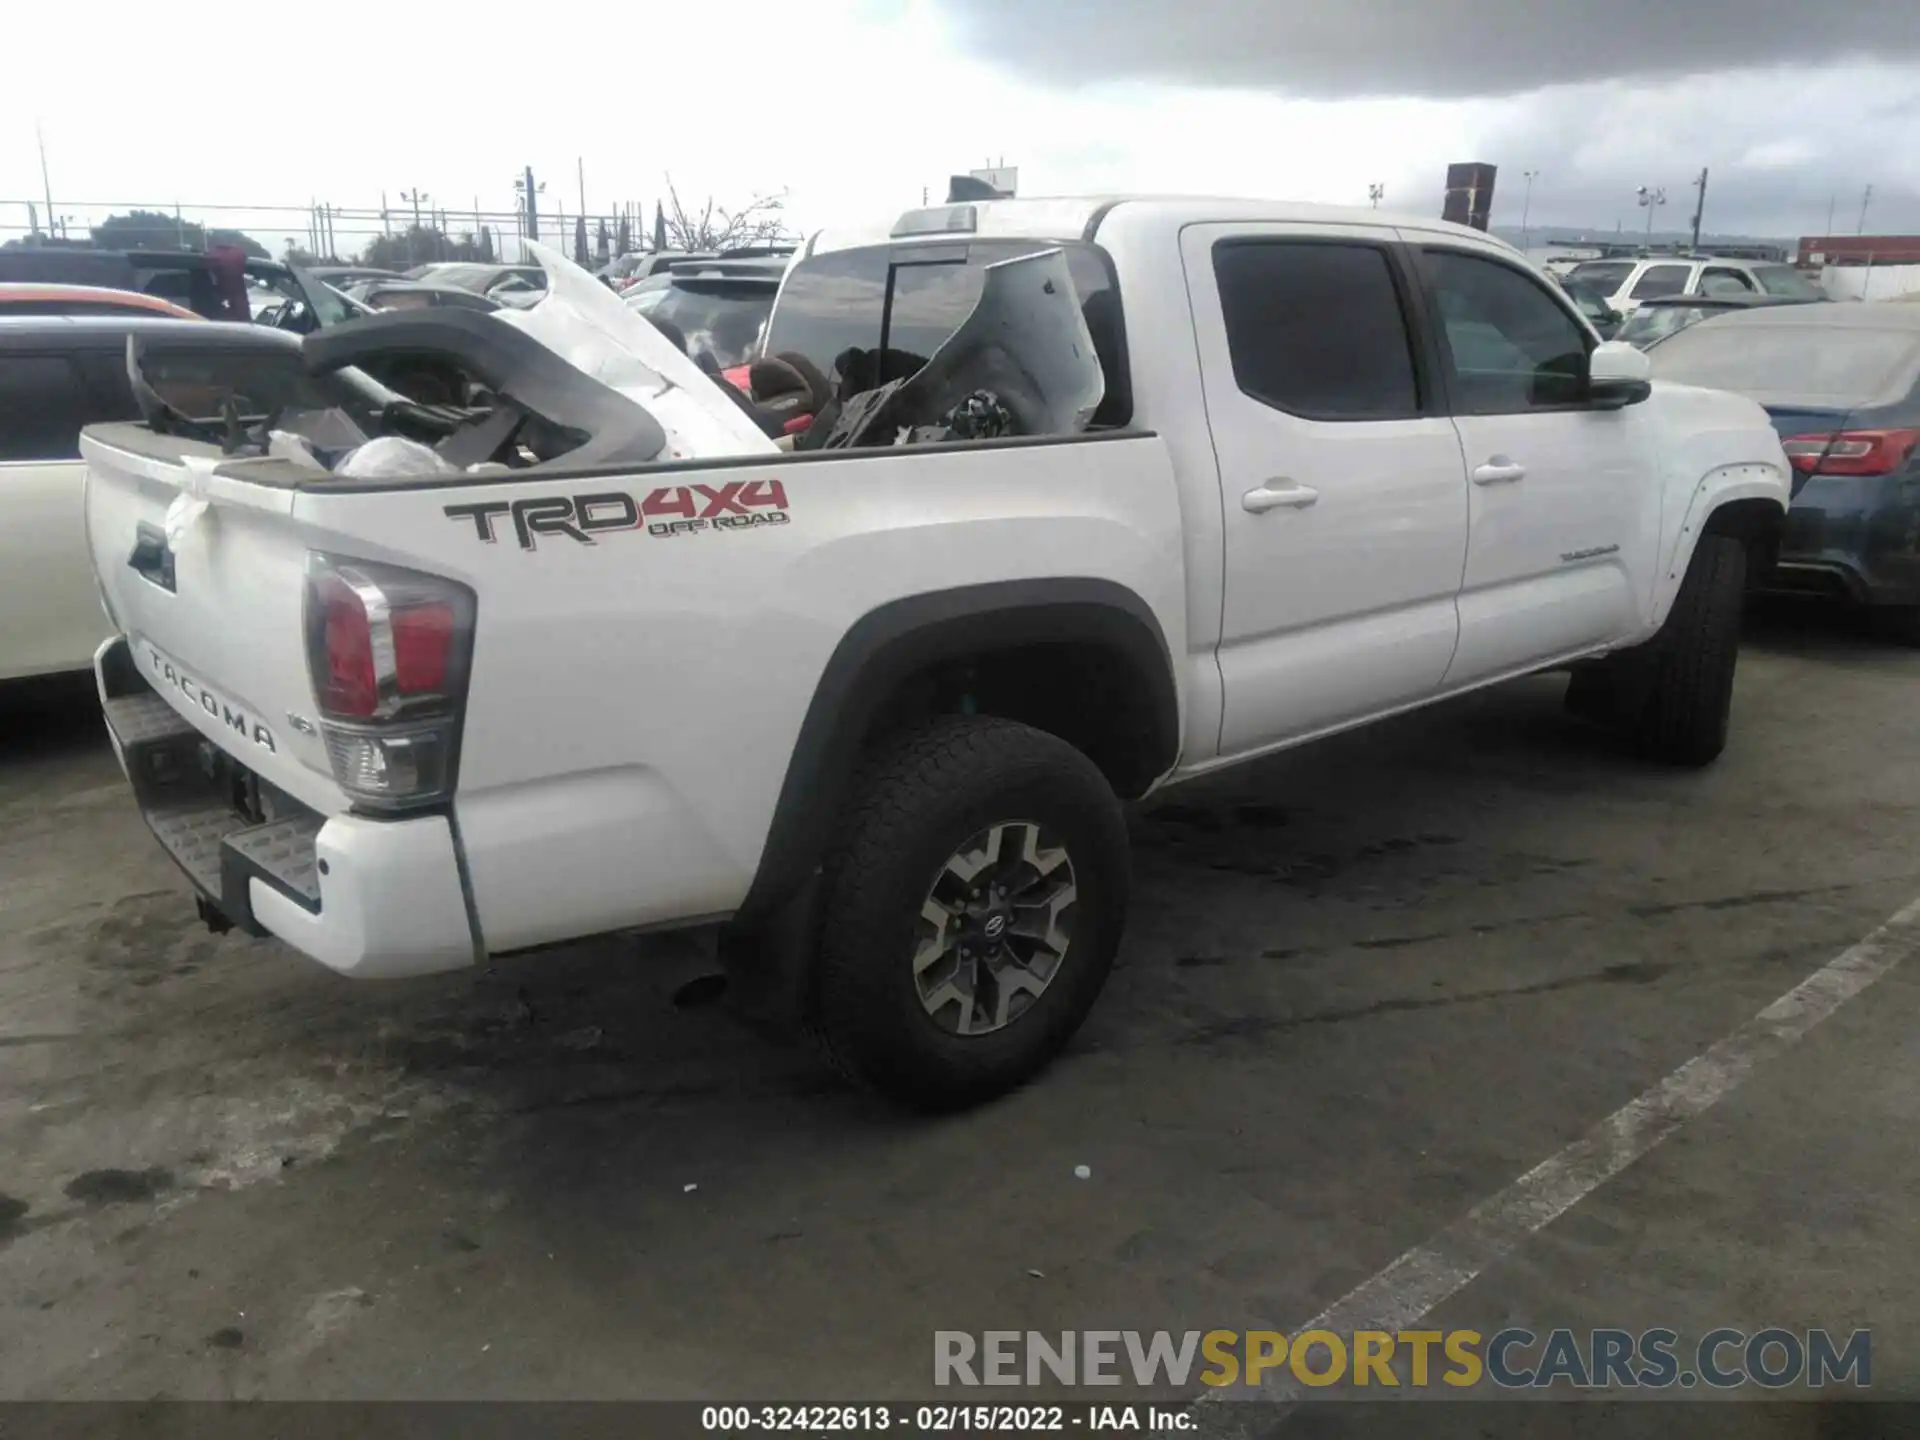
700,1405,1193,1432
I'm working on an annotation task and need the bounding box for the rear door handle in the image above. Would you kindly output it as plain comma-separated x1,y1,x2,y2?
1472,457,1527,485
1242,481,1320,513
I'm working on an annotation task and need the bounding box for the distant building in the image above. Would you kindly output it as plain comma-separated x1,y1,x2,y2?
1800,235,1920,301
1798,234,1920,266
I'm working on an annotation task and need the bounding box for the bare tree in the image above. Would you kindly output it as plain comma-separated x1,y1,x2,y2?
659,176,793,251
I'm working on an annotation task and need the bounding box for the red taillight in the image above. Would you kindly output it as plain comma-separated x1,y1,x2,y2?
312,578,453,720
315,572,377,718
1781,429,1920,477
721,363,753,393
304,557,477,811
393,603,454,694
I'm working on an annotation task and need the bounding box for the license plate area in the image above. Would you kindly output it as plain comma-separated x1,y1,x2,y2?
100,640,324,932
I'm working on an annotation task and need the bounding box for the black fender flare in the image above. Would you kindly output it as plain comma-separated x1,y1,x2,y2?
736,578,1178,925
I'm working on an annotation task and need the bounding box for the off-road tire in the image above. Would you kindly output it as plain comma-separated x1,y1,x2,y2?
1630,533,1748,766
812,716,1129,1111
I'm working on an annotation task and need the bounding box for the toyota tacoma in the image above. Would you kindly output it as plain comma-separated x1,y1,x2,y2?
82,197,1790,1109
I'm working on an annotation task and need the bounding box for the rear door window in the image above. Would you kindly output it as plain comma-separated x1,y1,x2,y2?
1210,240,1421,420
764,240,1131,426
1630,264,1693,300
1752,265,1825,299
0,352,137,461
1700,267,1757,296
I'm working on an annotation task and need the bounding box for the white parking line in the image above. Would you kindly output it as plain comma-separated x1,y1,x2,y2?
1196,894,1920,1433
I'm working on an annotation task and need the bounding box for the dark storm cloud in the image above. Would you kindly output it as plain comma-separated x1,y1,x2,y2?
935,0,1920,98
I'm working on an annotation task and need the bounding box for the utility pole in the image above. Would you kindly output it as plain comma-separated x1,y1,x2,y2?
577,157,587,233
1368,182,1385,210
1858,184,1875,235
36,121,55,238
1519,171,1539,251
1688,167,1708,252
521,167,540,242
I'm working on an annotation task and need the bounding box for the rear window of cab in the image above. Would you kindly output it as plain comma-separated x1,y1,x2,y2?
762,240,1132,428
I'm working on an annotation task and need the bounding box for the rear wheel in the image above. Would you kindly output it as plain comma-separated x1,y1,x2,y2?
812,717,1129,1111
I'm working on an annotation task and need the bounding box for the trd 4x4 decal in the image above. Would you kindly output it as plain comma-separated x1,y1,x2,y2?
445,480,789,550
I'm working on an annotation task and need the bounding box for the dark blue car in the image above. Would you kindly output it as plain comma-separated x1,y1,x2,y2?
1648,304,1920,639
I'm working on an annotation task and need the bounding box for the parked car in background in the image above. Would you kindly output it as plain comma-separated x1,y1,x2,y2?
0,316,398,681
414,262,550,306
343,279,504,315
600,248,794,292
623,256,787,379
0,247,316,322
0,283,200,320
1618,292,1823,350
0,252,478,406
1647,304,1920,637
307,265,404,289
595,252,682,289
1566,255,1826,315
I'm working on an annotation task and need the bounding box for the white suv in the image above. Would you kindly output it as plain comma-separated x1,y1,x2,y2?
1566,255,1825,314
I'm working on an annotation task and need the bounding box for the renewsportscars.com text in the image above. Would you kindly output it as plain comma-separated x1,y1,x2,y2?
933,1328,1871,1391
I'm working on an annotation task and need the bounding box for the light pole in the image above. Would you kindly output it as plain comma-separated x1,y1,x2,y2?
1636,185,1667,246
1520,170,1540,252
1858,184,1875,235
399,188,429,265
36,121,55,240
1367,183,1384,210
514,170,545,245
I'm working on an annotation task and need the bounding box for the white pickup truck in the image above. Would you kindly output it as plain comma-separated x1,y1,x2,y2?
83,197,1791,1109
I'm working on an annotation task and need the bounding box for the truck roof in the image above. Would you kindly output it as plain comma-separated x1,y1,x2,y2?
806,195,1521,258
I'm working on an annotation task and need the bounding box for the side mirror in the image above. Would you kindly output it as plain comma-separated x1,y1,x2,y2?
1587,340,1652,409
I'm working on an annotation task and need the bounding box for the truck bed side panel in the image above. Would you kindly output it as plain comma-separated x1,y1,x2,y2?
288,435,1187,951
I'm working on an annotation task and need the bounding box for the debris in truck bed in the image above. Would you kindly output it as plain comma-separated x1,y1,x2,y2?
900,389,1016,445
806,248,1104,451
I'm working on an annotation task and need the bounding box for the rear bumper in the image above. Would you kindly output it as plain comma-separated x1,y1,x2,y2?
96,637,476,979
1761,474,1920,607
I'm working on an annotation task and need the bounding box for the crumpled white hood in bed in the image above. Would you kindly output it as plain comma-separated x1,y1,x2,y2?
494,240,777,461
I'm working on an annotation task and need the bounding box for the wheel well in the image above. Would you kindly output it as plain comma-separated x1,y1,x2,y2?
736,582,1178,927
862,638,1172,801
1702,497,1784,566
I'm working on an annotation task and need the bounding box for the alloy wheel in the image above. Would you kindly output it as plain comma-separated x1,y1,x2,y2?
912,821,1078,1036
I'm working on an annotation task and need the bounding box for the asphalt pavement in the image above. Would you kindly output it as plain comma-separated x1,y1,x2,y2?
2,602,1917,1424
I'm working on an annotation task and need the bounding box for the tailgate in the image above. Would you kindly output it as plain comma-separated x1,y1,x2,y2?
81,424,347,816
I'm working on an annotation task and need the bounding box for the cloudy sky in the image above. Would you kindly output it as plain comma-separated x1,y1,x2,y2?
4,0,1918,257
